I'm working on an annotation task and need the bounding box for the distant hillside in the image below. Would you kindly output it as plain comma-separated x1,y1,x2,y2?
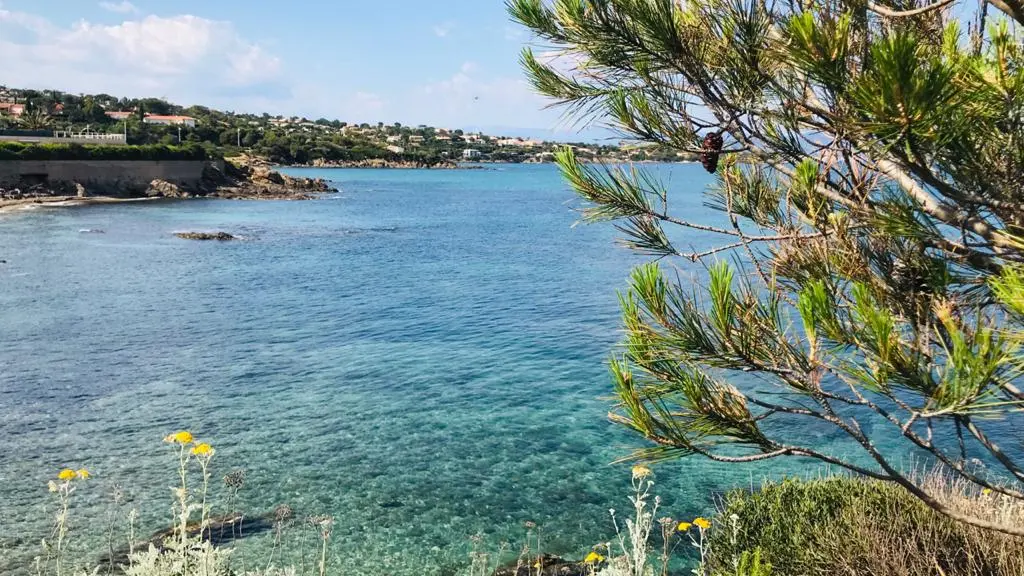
0,86,693,165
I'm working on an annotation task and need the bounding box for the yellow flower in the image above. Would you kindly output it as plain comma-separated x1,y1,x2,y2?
982,488,993,496
631,465,653,479
677,521,692,532
584,552,605,564
164,431,194,445
76,469,90,480
694,517,711,530
58,469,77,481
192,443,213,456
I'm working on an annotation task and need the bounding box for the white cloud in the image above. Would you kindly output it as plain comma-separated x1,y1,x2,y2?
432,22,455,38
98,1,138,14
0,10,282,102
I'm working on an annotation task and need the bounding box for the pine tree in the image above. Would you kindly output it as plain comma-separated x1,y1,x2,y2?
509,0,1024,534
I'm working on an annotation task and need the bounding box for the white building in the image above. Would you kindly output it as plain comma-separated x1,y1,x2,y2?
143,115,197,128
386,145,405,154
463,149,482,159
497,138,543,147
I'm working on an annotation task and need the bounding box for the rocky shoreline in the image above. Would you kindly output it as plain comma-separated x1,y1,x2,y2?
0,157,335,213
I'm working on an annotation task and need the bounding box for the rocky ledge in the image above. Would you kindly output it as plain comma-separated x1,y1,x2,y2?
210,156,336,199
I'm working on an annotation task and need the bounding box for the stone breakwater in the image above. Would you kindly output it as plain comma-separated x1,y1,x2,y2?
0,158,335,211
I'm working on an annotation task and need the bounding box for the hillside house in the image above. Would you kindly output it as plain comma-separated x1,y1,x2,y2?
143,115,197,128
0,103,26,116
497,138,543,147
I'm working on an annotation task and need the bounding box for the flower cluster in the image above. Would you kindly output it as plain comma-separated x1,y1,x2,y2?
164,431,194,445
57,468,90,482
631,465,653,480
49,468,90,493
163,430,215,457
676,517,711,532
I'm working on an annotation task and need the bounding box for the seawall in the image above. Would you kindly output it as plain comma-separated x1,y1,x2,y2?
0,160,222,190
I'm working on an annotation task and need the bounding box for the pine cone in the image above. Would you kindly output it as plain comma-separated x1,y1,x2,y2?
701,132,724,174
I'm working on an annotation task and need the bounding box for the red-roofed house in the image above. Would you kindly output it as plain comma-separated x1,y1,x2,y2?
0,103,26,116
143,115,197,128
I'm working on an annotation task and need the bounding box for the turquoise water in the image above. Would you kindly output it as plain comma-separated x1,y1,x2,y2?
0,164,856,573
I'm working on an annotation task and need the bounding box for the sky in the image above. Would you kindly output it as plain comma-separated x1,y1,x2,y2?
0,0,601,138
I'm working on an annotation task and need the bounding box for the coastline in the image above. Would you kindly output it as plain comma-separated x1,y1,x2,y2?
280,158,699,170
0,195,164,214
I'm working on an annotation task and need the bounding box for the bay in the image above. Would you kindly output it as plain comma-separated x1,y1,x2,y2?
0,164,839,574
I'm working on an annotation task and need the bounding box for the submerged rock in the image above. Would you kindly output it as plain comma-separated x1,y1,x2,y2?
100,511,276,567
494,554,590,576
175,231,237,241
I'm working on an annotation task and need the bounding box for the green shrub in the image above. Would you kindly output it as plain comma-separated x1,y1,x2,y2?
0,141,211,161
706,476,1024,576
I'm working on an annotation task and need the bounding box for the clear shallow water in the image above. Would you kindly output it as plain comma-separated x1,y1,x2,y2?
0,164,868,573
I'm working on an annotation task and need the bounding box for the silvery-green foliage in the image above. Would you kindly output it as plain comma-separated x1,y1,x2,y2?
242,569,297,576
123,541,232,576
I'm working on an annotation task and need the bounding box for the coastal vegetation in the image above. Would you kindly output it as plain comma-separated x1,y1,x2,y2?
706,473,1024,575
0,86,691,166
0,142,210,161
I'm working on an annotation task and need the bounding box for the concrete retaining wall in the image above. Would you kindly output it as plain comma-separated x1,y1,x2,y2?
0,160,220,189
0,135,127,145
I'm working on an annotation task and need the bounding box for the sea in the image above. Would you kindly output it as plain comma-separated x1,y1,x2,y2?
0,163,898,574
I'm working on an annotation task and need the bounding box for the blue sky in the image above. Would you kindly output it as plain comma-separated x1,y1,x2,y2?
0,0,592,136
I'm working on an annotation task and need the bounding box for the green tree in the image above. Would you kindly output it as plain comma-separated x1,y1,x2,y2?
18,108,52,130
510,0,1024,535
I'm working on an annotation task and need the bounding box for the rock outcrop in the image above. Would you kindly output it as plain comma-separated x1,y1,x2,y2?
205,157,334,199
146,179,188,198
175,232,237,241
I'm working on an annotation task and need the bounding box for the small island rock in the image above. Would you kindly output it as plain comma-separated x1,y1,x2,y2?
175,231,238,241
